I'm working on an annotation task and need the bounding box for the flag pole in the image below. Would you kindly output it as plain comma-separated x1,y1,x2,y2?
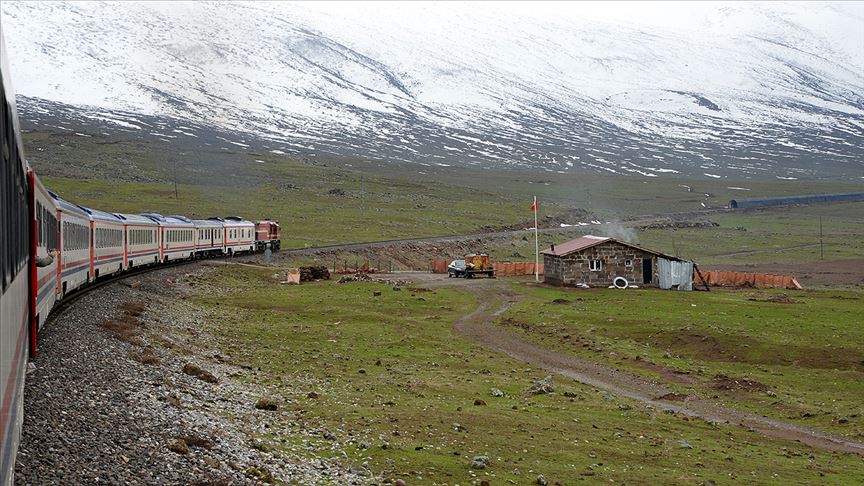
529,196,540,281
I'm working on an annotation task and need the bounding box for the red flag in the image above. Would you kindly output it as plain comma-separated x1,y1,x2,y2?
530,197,537,212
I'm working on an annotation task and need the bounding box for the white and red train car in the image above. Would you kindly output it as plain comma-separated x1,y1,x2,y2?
142,213,196,262
1,31,31,482
211,216,255,255
83,206,125,280
28,170,58,355
193,219,224,256
114,213,160,269
52,193,92,298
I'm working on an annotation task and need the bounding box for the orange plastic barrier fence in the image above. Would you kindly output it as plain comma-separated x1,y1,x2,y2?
431,259,450,274
430,260,544,276
701,271,801,290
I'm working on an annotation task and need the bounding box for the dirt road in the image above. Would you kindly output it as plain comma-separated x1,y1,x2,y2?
412,276,864,456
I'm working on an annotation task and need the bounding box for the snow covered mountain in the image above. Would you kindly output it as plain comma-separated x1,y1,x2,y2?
2,1,863,180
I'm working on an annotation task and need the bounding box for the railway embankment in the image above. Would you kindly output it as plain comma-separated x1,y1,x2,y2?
15,264,371,485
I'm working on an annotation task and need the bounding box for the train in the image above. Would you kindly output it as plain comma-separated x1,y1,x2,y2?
0,29,280,485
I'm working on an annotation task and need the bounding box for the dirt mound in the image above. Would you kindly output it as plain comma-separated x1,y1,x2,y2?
299,266,330,281
747,293,801,304
710,374,769,392
119,302,146,317
500,317,531,331
656,392,691,402
101,314,145,346
182,363,219,384
660,332,726,359
631,358,699,384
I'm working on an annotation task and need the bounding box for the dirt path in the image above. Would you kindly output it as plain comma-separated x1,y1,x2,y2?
450,281,864,456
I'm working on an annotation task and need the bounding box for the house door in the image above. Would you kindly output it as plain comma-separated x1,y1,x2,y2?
642,257,653,284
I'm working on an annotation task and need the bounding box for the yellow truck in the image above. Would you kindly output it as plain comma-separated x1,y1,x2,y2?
448,253,495,278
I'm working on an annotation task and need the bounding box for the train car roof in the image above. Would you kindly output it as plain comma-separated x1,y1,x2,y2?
113,213,159,225
78,205,124,223
140,212,166,222
192,219,224,228
163,215,195,227
140,213,194,227
220,216,254,227
49,191,90,218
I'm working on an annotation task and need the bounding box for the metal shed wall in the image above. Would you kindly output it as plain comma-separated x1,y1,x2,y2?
658,258,693,291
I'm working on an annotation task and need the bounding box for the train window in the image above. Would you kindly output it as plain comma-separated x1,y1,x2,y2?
2,94,30,290
36,202,43,245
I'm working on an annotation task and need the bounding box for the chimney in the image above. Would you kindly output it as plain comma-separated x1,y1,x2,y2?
550,243,555,253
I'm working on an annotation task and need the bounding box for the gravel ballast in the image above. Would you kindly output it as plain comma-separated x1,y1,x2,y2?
14,264,372,485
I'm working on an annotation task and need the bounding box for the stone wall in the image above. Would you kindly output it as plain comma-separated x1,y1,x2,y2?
543,241,658,287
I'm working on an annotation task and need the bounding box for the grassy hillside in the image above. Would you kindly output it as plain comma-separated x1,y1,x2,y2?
24,126,864,265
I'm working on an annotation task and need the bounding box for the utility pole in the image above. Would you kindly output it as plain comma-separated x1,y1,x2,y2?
819,216,824,260
360,175,365,217
173,159,179,200
533,196,539,282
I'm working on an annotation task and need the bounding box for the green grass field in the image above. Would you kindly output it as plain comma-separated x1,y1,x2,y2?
499,284,864,440
182,266,864,485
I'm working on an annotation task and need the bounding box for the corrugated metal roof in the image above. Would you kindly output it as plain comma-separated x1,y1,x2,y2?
541,235,609,256
542,234,686,261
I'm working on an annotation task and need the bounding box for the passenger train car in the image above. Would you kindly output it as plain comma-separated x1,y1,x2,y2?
212,216,256,255
0,28,280,485
193,219,225,256
53,193,93,297
28,171,58,355
114,213,160,269
85,206,125,280
143,213,197,262
1,29,30,486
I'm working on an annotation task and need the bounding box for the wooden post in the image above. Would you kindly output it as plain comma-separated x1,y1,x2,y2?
694,264,710,291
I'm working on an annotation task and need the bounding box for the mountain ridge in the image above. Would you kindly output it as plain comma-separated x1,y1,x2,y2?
3,1,863,180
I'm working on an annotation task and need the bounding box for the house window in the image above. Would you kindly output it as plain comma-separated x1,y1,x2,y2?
625,259,633,267
589,259,602,271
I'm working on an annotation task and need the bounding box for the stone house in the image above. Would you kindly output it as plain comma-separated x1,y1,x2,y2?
542,235,692,289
